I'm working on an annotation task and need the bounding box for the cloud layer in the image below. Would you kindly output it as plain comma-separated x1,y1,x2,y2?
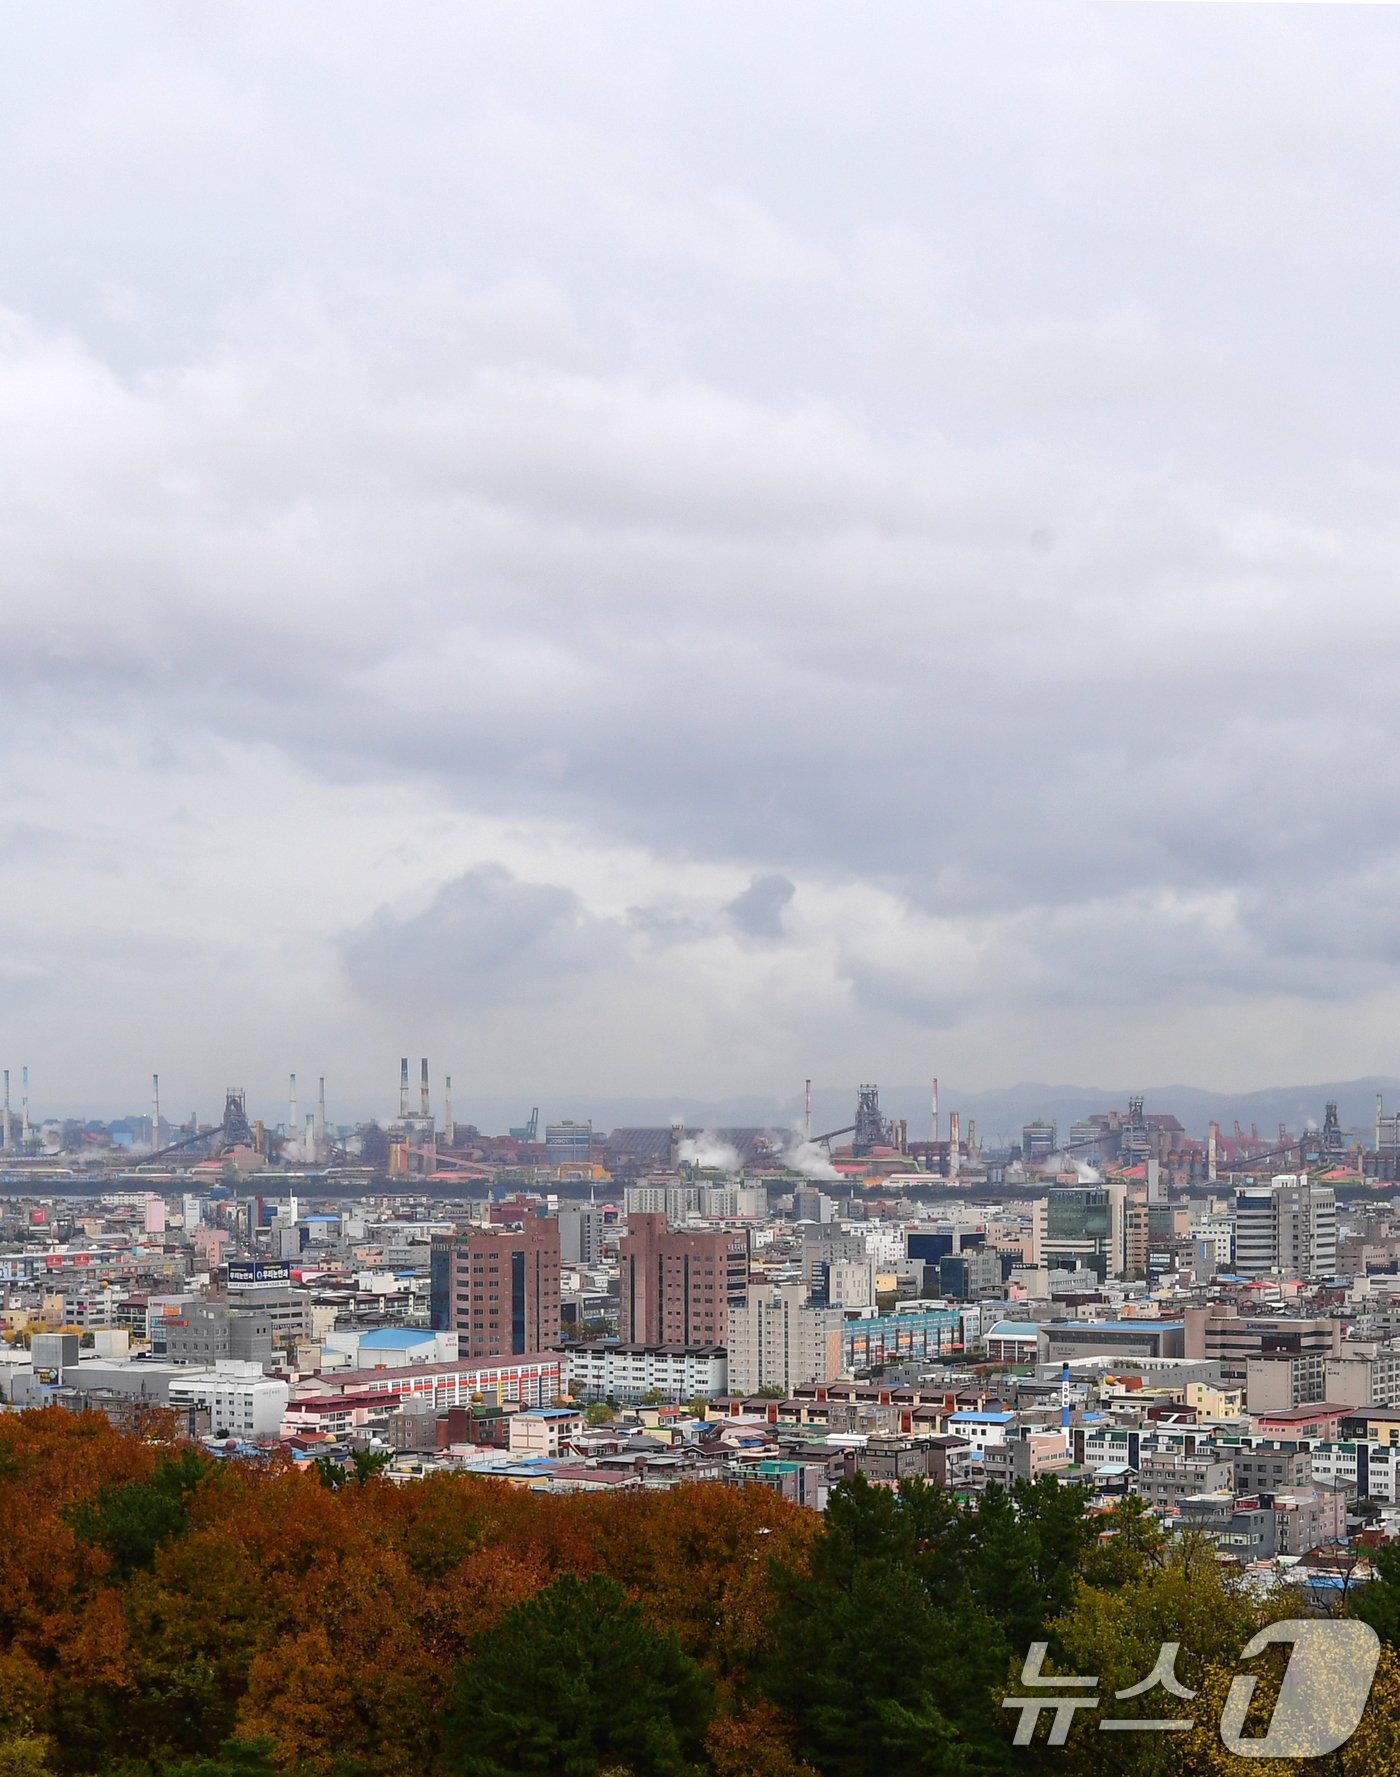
2,2,1400,1120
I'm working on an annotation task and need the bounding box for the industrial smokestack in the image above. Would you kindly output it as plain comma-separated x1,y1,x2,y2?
805,1078,811,1142
420,1057,430,1117
152,1073,160,1154
3,1069,9,1151
949,1110,960,1180
399,1057,409,1119
1379,1094,1385,1155
290,1074,298,1150
21,1066,28,1144
445,1075,454,1146
932,1078,939,1144
318,1077,326,1152
1208,1121,1218,1183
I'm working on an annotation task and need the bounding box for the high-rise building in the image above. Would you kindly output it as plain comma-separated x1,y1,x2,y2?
1233,1175,1337,1281
1032,1184,1127,1280
431,1218,561,1357
556,1207,605,1267
728,1285,844,1395
617,1213,749,1346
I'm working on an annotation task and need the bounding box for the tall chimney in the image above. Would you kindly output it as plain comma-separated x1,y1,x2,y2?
445,1074,454,1146
21,1066,28,1144
318,1077,326,1152
290,1074,298,1150
805,1078,811,1143
399,1057,409,1119
420,1057,430,1118
1208,1121,1218,1183
152,1073,160,1154
3,1069,10,1151
931,1078,939,1144
1378,1093,1385,1155
949,1110,960,1180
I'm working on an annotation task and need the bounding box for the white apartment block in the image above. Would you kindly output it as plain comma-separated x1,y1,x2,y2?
622,1184,765,1221
728,1286,844,1396
861,1226,908,1266
566,1342,728,1405
1309,1441,1400,1503
827,1262,876,1309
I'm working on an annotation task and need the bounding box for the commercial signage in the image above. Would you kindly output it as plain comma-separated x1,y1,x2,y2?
227,1260,292,1285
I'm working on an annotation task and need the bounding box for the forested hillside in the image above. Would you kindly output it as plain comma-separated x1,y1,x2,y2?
6,1408,1400,1777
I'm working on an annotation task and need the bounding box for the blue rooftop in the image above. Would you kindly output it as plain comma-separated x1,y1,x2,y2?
949,1410,1016,1425
1051,1321,1185,1331
359,1328,438,1348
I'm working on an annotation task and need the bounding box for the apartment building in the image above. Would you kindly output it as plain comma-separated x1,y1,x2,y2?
166,1362,289,1439
430,1217,561,1358
617,1214,749,1346
980,1432,1073,1486
1246,1354,1330,1410
1228,1445,1313,1492
1325,1350,1400,1408
566,1341,728,1405
1133,1451,1235,1508
1271,1486,1346,1555
728,1286,843,1395
556,1208,606,1267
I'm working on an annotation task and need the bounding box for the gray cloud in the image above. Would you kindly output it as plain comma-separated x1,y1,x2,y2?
342,865,625,1011
725,874,795,941
0,4,1399,1099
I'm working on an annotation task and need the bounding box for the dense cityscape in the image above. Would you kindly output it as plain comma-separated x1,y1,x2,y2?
7,1064,1400,1769
0,1064,1394,1521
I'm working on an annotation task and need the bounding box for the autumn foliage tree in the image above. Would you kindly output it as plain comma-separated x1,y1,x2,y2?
9,1405,1400,1777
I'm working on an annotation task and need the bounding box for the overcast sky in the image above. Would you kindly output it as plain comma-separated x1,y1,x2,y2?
3,1,1400,1126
